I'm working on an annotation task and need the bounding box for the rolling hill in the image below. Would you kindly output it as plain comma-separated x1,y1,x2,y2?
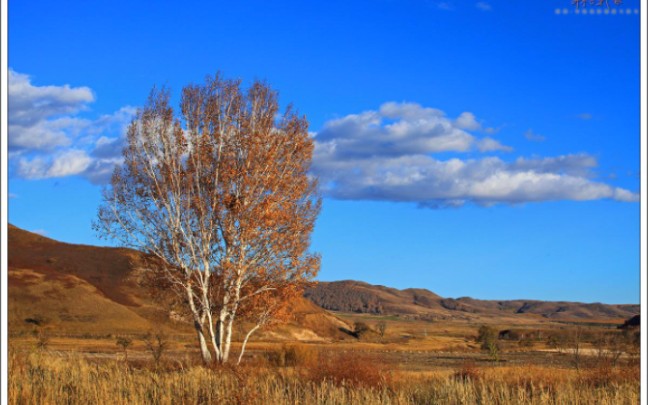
304,280,640,322
9,224,638,341
8,224,349,340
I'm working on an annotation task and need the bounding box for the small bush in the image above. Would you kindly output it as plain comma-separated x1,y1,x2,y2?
477,325,500,361
477,325,497,349
353,321,371,339
266,343,319,368
143,330,168,368
579,363,639,388
116,336,133,362
304,351,390,389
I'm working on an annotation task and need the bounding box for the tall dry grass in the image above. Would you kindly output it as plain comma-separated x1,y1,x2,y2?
9,349,640,405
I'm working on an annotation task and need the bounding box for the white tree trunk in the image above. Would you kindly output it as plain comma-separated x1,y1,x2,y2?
205,310,222,362
223,317,234,363
237,324,260,365
186,284,214,364
196,325,213,363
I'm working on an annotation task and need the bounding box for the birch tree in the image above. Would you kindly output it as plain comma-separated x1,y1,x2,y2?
95,74,321,364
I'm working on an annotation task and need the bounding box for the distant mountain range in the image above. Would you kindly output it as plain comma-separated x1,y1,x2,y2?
304,280,639,322
8,224,638,341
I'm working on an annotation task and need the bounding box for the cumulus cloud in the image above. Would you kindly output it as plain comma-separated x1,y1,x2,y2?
9,74,638,209
313,104,638,207
511,154,597,177
8,70,135,184
477,137,512,152
18,149,93,179
316,102,511,161
9,70,94,153
313,153,638,207
454,112,481,130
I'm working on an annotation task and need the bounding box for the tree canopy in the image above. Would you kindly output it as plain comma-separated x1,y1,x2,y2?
95,74,321,364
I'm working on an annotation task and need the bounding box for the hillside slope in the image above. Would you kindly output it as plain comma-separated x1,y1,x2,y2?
8,225,349,340
305,281,639,322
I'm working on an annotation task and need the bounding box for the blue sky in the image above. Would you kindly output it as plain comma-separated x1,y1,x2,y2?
7,0,641,303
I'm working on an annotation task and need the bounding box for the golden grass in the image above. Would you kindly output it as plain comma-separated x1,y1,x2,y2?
9,349,639,405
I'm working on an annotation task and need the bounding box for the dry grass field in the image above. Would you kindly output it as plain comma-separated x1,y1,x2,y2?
8,225,640,404
9,313,640,405
9,330,639,404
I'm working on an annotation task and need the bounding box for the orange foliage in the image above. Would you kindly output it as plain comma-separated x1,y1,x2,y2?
303,351,392,389
96,73,321,364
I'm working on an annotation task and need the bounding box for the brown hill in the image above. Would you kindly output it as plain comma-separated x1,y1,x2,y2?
8,224,349,340
10,224,637,338
304,280,443,315
305,281,639,323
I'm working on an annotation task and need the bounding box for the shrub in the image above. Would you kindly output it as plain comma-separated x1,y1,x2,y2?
143,330,168,368
353,321,371,339
579,363,639,388
116,336,133,362
266,343,319,368
477,325,497,348
477,325,500,361
486,341,500,362
304,351,390,389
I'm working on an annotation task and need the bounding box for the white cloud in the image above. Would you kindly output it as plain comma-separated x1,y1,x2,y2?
9,118,74,152
511,154,597,177
313,104,638,207
454,112,481,131
313,153,638,206
8,70,136,184
577,113,593,120
477,137,512,152
316,102,510,161
613,188,639,202
83,157,124,184
476,2,492,11
9,74,638,208
18,149,93,179
8,70,94,153
8,70,94,124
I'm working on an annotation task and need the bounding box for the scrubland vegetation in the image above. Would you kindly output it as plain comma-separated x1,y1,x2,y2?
9,328,640,405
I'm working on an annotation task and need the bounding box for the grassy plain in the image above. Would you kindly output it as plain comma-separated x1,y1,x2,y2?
9,314,640,404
